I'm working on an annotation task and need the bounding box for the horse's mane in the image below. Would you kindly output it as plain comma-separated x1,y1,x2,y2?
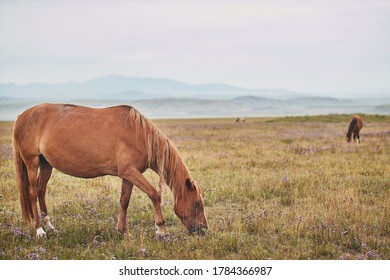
347,117,357,136
126,106,190,202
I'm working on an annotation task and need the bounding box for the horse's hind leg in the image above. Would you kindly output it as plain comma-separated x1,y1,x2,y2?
25,156,46,238
38,156,55,231
117,179,133,235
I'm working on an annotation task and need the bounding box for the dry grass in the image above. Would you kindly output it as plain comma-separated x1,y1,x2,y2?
0,114,389,260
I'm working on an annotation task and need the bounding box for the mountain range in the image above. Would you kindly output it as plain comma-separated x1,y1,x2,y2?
1,74,389,120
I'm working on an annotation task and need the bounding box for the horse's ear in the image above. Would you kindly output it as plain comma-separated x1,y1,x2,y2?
185,178,195,191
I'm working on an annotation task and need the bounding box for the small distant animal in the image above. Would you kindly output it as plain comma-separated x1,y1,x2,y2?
236,117,245,123
346,115,363,143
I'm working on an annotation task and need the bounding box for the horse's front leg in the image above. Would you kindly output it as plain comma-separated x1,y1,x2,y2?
120,168,168,238
117,179,133,236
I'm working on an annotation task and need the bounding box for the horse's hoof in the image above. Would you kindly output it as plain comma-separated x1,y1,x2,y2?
43,216,56,231
46,225,56,231
117,224,128,235
36,227,47,239
117,230,130,238
156,230,169,241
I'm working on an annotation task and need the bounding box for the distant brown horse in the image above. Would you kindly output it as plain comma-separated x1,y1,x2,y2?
13,104,208,238
346,115,363,143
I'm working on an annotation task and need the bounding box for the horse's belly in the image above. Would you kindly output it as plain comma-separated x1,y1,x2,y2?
40,141,118,178
51,160,113,178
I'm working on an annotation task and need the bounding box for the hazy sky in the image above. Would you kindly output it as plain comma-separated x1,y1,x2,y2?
0,0,389,93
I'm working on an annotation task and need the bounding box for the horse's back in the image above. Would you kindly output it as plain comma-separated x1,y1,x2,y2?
15,103,92,131
13,104,145,178
352,115,363,130
15,103,131,129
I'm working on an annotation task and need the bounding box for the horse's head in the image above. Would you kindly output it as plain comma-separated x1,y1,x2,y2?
174,179,208,235
346,133,352,142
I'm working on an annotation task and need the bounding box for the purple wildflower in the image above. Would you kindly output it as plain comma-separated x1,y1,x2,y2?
355,254,364,260
85,198,95,205
14,228,23,236
163,235,170,242
139,248,147,255
246,213,254,224
27,253,40,260
366,250,376,259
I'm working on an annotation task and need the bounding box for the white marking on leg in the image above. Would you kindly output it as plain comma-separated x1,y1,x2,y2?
36,227,47,238
155,224,168,239
43,215,55,230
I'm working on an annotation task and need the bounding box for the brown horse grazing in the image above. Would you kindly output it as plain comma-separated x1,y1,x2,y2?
13,103,208,238
346,115,363,143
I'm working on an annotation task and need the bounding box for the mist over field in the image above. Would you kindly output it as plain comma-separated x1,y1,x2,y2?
1,74,389,120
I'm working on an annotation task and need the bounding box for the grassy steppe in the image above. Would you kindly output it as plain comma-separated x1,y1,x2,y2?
0,114,389,260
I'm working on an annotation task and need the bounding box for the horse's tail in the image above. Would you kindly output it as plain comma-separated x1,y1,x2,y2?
12,137,32,224
348,117,357,135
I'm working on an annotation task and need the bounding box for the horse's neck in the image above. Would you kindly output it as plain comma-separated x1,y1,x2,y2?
146,130,190,199
348,119,357,135
157,145,189,199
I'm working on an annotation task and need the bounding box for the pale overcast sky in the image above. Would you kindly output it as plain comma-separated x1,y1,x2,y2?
0,0,389,94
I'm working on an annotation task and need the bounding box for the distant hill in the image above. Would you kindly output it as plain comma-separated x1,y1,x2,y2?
0,74,389,120
0,74,302,100
373,104,390,114
130,96,368,118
